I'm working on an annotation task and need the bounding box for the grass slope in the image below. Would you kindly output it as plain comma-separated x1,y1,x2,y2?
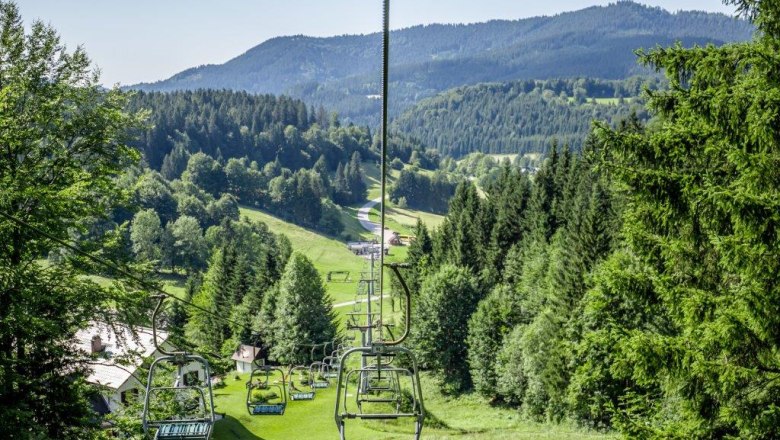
211,372,616,440
239,206,368,306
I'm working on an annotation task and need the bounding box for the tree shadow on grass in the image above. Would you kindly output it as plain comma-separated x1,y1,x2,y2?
213,414,265,440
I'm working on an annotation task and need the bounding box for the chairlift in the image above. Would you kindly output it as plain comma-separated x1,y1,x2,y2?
334,264,425,440
287,366,315,401
353,366,403,413
322,355,340,379
334,1,425,438
246,362,287,415
309,361,331,388
142,296,215,440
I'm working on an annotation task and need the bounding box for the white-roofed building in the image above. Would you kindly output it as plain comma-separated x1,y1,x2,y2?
231,344,262,373
75,322,202,413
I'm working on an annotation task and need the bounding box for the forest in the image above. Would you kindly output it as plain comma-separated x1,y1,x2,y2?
393,77,659,156
2,0,780,439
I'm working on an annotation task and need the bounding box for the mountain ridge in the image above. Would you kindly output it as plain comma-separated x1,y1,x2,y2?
131,2,753,124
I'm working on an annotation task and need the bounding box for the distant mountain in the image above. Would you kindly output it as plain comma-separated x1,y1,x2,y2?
131,2,753,125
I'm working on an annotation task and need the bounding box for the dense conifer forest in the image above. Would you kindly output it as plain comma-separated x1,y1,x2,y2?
393,77,659,156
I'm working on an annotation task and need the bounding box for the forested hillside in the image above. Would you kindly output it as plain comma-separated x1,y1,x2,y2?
400,0,780,435
394,77,658,156
132,2,752,124
126,91,383,234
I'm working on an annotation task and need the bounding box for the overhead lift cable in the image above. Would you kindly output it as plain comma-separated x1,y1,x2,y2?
333,1,425,438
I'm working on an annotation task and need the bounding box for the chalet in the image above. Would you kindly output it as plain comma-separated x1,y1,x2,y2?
75,323,202,413
232,344,262,373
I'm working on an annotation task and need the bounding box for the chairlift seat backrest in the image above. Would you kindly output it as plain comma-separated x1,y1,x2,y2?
155,422,210,439
290,391,315,400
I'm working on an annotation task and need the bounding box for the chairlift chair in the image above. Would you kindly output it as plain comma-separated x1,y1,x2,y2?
309,361,331,388
142,296,215,440
322,355,340,379
335,345,424,440
353,367,403,413
246,362,287,415
334,264,425,440
287,366,315,401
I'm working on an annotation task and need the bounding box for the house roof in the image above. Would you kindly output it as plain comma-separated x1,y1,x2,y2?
75,322,168,390
232,344,261,363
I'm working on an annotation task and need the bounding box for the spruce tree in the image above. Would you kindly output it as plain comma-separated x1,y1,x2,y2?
185,248,234,354
269,252,337,365
592,4,780,434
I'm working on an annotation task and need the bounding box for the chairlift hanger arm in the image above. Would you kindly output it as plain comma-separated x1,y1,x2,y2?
151,294,185,357
375,263,412,346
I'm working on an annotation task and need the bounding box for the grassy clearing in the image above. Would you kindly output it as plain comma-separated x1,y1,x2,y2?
239,206,369,305
210,372,615,440
368,204,445,235
566,97,623,105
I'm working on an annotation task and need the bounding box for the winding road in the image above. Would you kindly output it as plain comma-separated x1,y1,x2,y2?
357,197,383,236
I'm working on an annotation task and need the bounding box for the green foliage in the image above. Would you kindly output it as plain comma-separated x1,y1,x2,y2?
130,209,163,264
395,78,655,157
495,325,528,407
589,7,780,434
389,169,460,214
268,252,337,365
434,182,491,272
186,249,234,355
466,284,526,398
0,2,145,437
412,265,482,392
169,215,207,274
134,171,178,224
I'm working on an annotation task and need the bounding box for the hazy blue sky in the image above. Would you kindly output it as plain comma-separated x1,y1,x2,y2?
16,1,737,86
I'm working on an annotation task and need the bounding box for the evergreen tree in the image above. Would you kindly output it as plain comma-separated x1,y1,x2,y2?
160,142,190,181
185,248,234,354
488,165,532,277
411,264,481,392
405,218,433,294
269,252,337,365
592,4,780,434
346,151,367,203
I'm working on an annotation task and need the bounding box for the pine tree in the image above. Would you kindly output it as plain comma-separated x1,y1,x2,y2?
347,151,367,203
406,218,434,294
488,166,531,276
269,252,337,365
185,248,234,354
591,4,780,434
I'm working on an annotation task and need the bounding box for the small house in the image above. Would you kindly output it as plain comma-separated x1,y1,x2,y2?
232,344,262,373
75,322,201,413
